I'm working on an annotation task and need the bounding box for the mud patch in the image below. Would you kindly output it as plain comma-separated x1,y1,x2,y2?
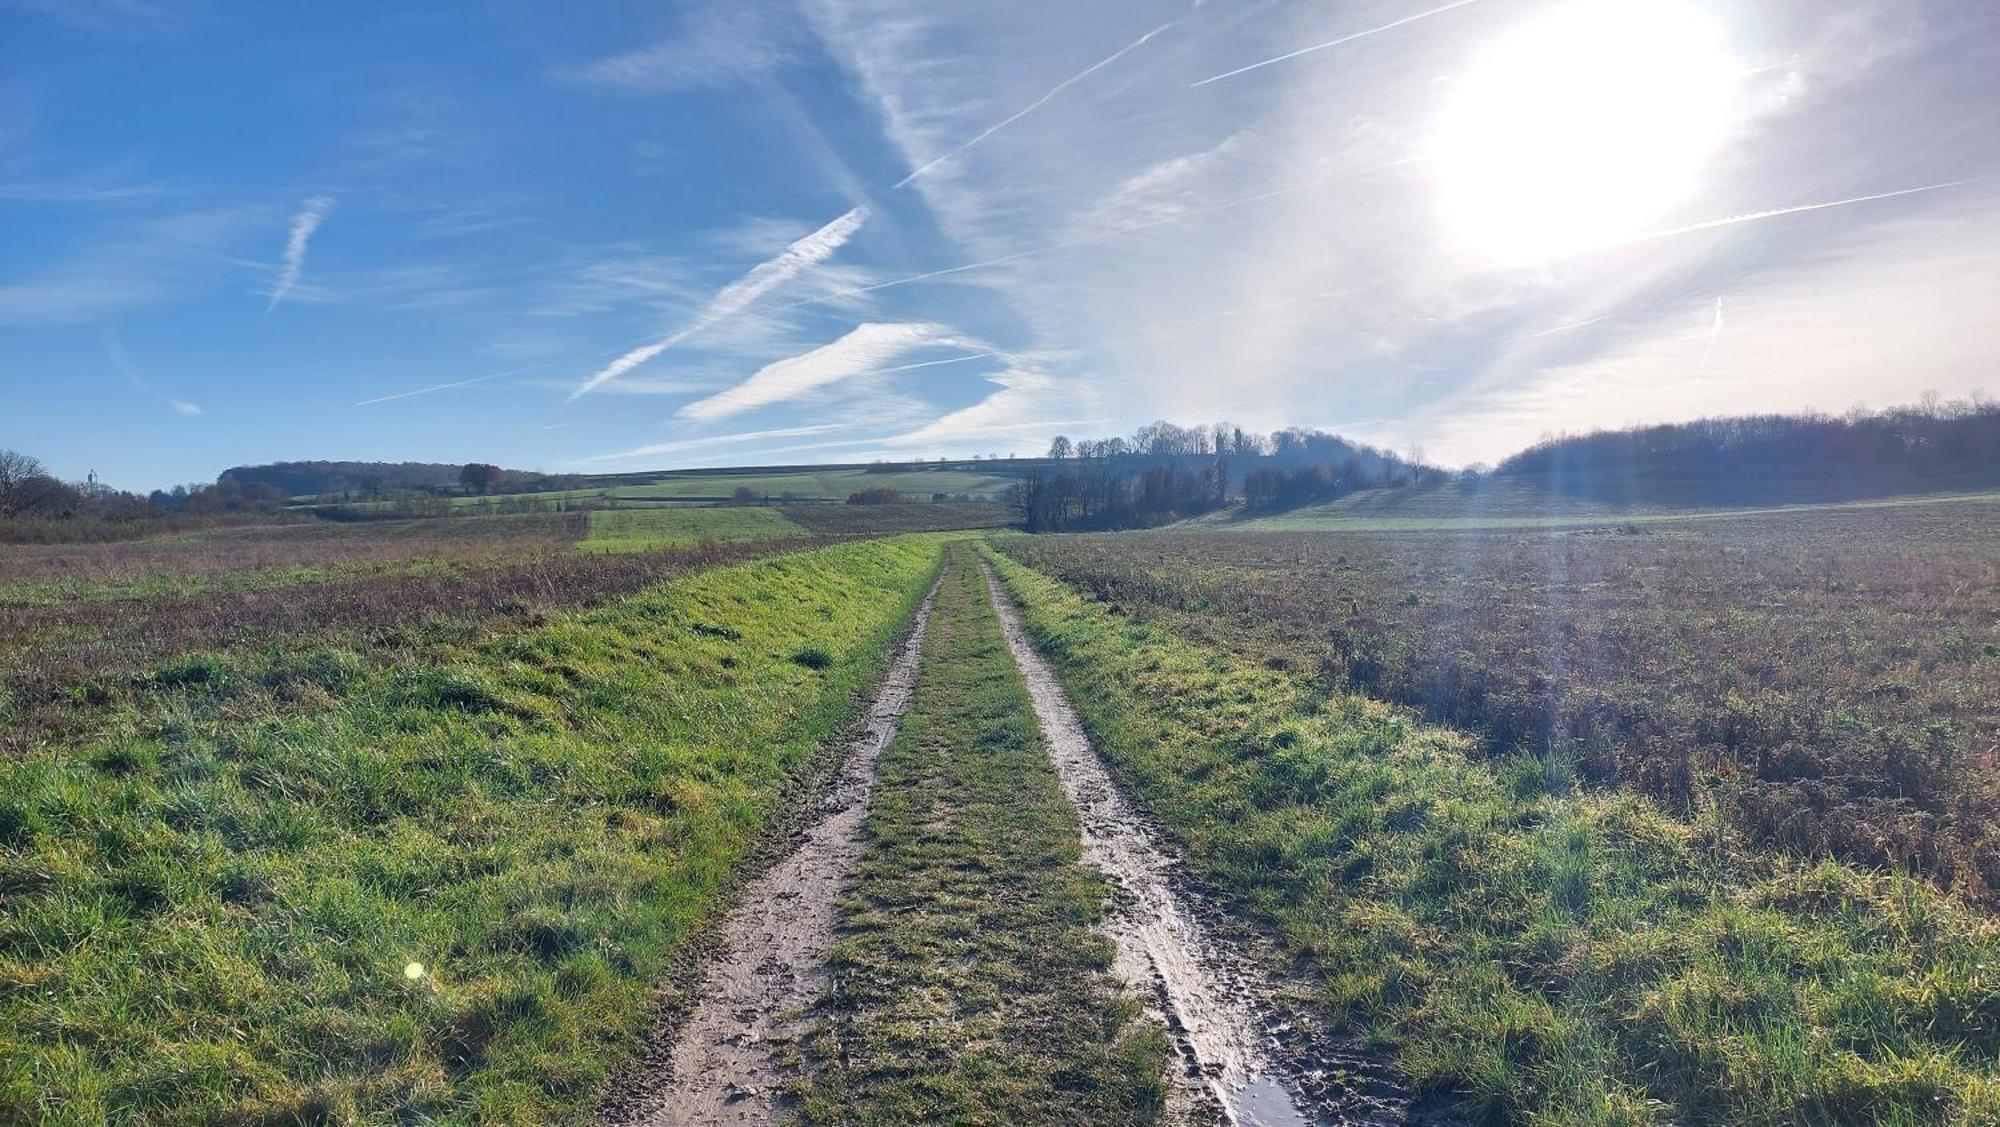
611,574,942,1127
983,563,1420,1126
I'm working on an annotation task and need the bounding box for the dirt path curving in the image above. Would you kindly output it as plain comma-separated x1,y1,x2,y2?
983,562,1416,1127
614,574,942,1127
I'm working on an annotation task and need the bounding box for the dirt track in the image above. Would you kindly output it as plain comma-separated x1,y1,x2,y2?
613,575,941,1127
984,562,1415,1127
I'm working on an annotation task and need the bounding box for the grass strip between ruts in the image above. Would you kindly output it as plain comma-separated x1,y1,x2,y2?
799,548,1171,1125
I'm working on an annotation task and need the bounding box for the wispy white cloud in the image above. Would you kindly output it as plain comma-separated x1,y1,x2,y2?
0,178,164,204
569,206,870,400
103,328,204,417
877,357,1102,450
585,423,849,463
895,13,1188,187
1406,196,2000,465
678,322,985,422
0,208,257,325
267,195,333,311
564,4,800,92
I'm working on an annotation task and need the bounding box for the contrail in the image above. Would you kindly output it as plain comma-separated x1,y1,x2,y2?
800,157,1417,308
1630,181,1970,243
267,196,333,311
1190,0,1482,88
1507,315,1608,342
568,206,869,401
1696,296,1724,376
896,16,1186,187
355,366,528,406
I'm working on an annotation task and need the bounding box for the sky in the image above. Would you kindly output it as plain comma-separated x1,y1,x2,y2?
2,0,1996,490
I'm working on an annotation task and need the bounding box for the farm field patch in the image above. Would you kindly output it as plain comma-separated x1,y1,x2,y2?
608,467,1015,502
997,501,2000,899
1219,481,2000,532
578,506,809,552
779,500,1019,536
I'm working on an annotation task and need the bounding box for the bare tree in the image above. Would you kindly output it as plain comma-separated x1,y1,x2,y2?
0,449,50,517
1047,435,1073,460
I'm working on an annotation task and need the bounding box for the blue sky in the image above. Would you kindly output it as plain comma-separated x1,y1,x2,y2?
3,0,1996,490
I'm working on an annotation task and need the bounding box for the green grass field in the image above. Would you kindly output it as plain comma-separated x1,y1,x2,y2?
608,468,1015,502
983,543,2000,1124
800,550,1167,1123
0,537,943,1123
578,506,809,552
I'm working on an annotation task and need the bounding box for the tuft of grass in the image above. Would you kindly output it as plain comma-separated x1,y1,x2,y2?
799,550,1169,1125
983,544,2000,1126
0,536,945,1124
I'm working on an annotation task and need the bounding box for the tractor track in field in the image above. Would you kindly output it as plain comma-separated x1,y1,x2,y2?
983,561,1430,1127
608,573,942,1127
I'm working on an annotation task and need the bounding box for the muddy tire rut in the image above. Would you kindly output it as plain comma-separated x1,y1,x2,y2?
982,562,1421,1127
611,574,942,1127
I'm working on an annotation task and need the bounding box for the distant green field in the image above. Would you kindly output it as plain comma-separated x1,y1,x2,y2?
1218,482,2000,532
611,468,1015,501
579,507,809,552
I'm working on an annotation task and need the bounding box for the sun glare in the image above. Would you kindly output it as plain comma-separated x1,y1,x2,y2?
1431,0,1739,265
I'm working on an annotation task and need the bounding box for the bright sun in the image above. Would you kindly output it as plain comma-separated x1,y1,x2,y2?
1431,0,1739,265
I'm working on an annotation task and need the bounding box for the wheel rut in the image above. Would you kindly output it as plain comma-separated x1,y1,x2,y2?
982,561,1419,1127
612,573,943,1127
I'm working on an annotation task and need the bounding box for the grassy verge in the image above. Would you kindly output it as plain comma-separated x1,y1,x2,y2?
0,536,943,1124
577,507,809,552
799,550,1169,1125
983,545,2000,1126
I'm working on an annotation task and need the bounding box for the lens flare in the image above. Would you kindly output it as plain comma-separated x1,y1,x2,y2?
1431,0,1740,265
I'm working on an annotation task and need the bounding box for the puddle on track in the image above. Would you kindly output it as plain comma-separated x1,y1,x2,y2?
983,563,1419,1127
612,575,943,1127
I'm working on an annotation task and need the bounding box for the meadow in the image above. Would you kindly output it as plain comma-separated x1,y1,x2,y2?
0,535,945,1122
997,499,2000,901
577,507,809,552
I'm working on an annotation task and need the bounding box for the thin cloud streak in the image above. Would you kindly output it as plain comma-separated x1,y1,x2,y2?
356,367,527,406
1189,0,1482,87
1506,315,1609,342
568,206,869,401
894,15,1186,188
586,423,850,462
267,196,333,311
1696,296,1725,376
1628,182,1971,243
